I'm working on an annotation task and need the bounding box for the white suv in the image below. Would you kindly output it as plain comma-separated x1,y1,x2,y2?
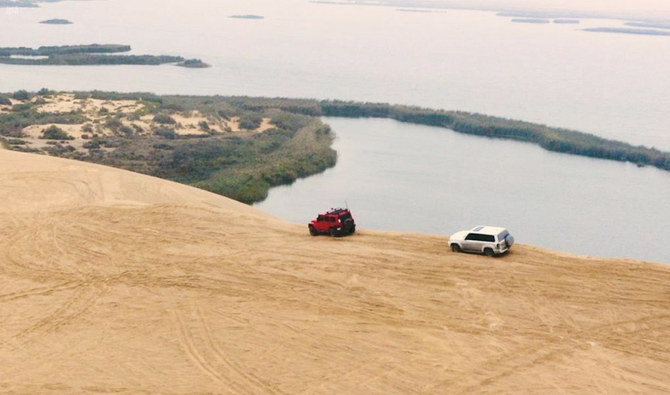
449,226,514,257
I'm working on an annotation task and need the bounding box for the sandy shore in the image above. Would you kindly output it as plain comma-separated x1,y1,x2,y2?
0,149,668,393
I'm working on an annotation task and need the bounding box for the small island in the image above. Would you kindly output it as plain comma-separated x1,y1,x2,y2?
511,18,551,24
0,44,210,67
229,15,264,19
553,19,580,24
625,21,670,30
176,59,210,68
0,1,37,7
583,27,670,36
1,0,66,6
396,9,434,13
40,18,73,25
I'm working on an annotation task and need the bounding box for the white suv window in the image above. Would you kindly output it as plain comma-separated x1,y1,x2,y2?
465,233,494,242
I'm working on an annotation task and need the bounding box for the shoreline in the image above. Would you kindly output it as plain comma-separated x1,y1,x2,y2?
3,91,670,204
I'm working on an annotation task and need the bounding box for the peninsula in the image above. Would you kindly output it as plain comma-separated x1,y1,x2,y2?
0,91,334,203
0,44,209,67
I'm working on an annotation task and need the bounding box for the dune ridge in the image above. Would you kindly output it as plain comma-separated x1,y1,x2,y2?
0,149,668,393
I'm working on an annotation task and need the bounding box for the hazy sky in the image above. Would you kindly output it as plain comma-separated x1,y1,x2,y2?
499,0,670,14
369,0,670,19
502,0,670,11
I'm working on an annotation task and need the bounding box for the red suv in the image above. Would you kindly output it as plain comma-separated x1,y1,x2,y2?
308,208,356,237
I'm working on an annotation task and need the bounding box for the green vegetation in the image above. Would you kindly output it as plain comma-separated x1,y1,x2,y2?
239,113,263,130
0,44,205,67
12,90,30,101
153,114,176,125
40,125,73,140
161,120,335,203
0,100,86,138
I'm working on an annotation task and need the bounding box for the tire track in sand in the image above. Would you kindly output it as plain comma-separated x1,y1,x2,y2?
427,313,670,392
194,304,281,394
0,281,82,303
172,306,229,389
13,282,108,341
172,303,280,394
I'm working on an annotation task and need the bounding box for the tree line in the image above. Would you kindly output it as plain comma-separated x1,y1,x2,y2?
234,98,670,171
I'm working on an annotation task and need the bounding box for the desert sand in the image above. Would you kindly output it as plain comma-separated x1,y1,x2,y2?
0,148,668,394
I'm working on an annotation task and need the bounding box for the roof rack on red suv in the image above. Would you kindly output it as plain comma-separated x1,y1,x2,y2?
308,208,356,237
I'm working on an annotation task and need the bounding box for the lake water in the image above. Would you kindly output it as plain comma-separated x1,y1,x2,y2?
256,117,670,263
1,0,669,262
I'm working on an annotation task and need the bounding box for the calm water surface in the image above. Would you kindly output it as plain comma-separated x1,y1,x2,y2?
256,118,670,263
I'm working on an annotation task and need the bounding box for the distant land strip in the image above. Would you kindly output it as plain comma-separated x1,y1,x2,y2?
0,0,69,6
40,18,73,25
553,19,580,24
583,27,670,36
0,1,37,7
0,44,210,68
0,0,64,6
511,18,550,24
229,15,264,19
625,21,670,30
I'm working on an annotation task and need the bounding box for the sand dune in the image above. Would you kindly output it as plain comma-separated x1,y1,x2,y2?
11,94,279,156
0,149,668,394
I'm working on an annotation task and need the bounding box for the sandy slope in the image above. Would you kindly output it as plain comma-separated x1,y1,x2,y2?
0,149,668,394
